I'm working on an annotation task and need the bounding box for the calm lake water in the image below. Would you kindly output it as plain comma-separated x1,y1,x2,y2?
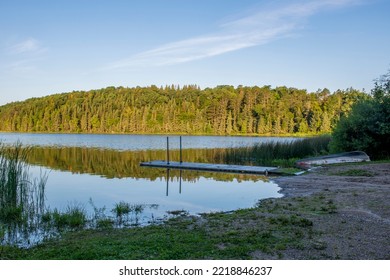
0,132,295,150
1,133,287,245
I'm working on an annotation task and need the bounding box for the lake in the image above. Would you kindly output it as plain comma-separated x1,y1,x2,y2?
0,132,294,150
0,133,288,245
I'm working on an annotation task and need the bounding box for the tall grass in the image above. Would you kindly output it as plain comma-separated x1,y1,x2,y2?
219,135,331,167
0,142,47,223
0,141,48,245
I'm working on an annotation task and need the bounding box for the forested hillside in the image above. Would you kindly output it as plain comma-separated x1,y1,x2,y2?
0,85,369,135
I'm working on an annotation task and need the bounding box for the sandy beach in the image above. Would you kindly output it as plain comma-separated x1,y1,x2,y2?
269,162,390,259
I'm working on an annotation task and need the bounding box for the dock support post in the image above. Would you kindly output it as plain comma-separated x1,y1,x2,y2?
180,136,182,163
166,169,170,196
167,137,170,164
179,169,182,194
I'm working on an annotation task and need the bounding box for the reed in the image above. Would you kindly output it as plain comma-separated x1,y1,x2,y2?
53,204,87,229
111,201,132,225
0,142,48,245
112,201,132,218
220,135,331,167
111,202,147,226
0,142,47,225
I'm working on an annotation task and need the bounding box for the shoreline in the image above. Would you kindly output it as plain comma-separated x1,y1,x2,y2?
268,162,390,259
0,130,325,138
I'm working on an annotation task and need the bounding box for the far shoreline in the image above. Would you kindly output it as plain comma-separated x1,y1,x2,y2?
0,130,327,138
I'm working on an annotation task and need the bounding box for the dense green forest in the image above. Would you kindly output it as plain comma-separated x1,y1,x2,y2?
0,85,369,135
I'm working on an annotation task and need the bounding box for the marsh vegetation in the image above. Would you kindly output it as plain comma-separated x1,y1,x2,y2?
0,142,47,246
220,135,331,167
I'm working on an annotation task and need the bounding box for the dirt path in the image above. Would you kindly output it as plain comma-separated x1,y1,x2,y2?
270,162,390,259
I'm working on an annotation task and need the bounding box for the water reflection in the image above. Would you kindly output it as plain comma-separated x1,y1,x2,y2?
165,169,183,196
24,146,276,216
1,144,282,247
25,146,266,182
166,169,170,196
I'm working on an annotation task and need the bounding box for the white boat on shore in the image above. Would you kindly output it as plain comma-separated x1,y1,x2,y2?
296,151,370,169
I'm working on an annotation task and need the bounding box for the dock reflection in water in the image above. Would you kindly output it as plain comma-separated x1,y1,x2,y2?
25,146,282,217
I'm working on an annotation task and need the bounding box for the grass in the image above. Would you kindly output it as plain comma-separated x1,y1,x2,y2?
220,135,331,167
43,204,88,230
112,201,132,220
111,202,147,226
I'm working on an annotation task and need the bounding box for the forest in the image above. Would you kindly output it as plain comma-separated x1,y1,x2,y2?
0,85,369,135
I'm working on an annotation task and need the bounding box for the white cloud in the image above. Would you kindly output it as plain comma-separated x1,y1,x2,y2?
106,0,363,69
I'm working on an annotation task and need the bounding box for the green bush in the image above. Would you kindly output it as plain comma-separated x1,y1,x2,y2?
330,70,390,160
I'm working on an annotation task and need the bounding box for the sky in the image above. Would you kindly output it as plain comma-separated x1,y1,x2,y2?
0,0,389,105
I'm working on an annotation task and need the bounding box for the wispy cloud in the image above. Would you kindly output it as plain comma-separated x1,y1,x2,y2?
2,38,48,76
106,0,362,70
7,38,47,55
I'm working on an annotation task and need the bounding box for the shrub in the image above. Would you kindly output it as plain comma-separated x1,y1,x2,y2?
330,70,390,160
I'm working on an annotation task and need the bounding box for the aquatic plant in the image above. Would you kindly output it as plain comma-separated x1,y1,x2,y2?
96,218,114,229
112,201,132,217
111,201,132,225
43,203,88,230
0,142,48,245
220,135,331,167
111,202,148,226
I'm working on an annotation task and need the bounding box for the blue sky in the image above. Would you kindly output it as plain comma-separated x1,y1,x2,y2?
0,0,389,105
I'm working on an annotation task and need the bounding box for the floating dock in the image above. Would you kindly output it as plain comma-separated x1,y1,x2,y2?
140,160,279,175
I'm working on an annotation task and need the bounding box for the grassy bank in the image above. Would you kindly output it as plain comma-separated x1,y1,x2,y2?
1,178,350,261
1,194,329,259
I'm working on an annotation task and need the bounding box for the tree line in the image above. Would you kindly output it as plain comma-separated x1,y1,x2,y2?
0,85,369,135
